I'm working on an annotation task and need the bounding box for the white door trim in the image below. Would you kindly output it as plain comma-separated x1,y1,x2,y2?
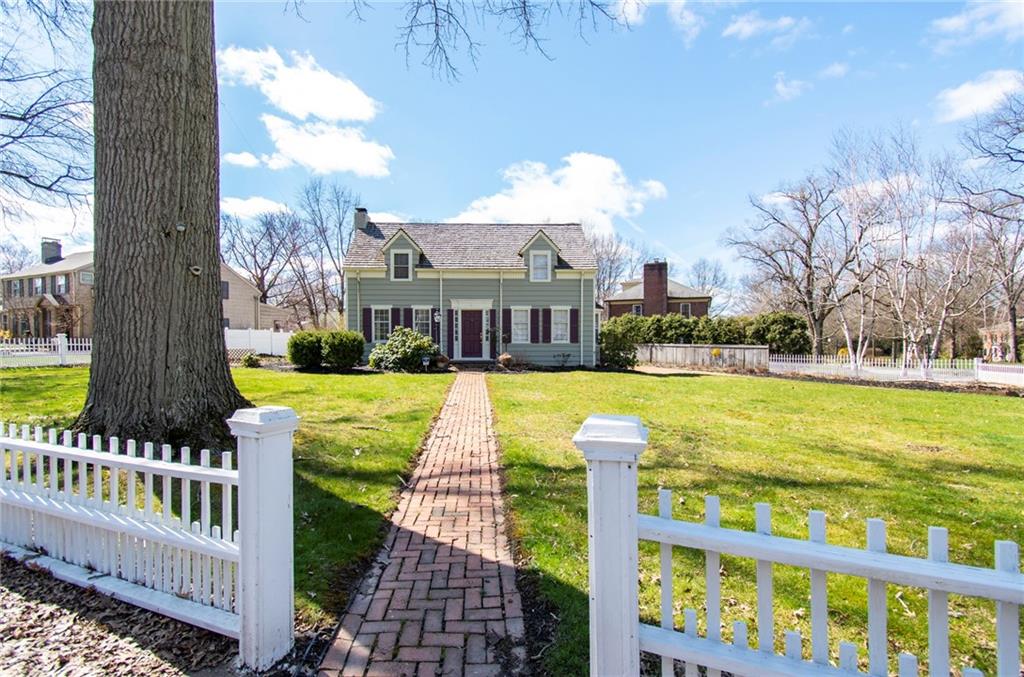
454,305,491,361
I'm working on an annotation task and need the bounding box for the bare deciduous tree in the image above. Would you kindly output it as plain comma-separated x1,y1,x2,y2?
584,230,629,302
688,257,732,316
220,211,300,303
0,237,32,274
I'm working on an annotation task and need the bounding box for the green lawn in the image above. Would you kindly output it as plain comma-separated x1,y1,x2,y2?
488,371,1024,676
0,366,455,626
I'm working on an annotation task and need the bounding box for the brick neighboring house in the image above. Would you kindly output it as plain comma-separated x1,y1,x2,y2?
0,240,293,338
604,260,712,319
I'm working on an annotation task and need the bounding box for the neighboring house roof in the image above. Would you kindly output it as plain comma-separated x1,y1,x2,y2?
345,222,597,270
606,278,710,302
0,250,93,279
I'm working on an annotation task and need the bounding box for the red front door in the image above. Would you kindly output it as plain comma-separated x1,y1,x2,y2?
461,310,483,358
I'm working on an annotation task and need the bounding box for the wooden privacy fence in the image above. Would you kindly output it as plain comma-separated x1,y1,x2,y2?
637,344,769,371
573,415,1022,677
0,406,299,670
0,334,91,368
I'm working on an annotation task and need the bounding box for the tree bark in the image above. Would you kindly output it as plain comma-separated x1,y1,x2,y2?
78,1,248,446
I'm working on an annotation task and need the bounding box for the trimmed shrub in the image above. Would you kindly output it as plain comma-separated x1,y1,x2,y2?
287,331,323,369
368,327,440,372
745,311,811,354
322,330,365,370
240,352,261,368
599,316,641,368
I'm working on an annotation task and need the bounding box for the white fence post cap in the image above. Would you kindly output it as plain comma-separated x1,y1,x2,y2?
573,414,648,462
228,406,299,438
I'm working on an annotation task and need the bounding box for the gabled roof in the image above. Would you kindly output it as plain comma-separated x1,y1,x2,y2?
517,229,561,256
606,278,710,302
346,222,597,270
381,228,424,253
0,250,93,279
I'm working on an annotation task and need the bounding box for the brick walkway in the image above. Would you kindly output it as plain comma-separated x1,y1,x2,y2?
319,372,526,677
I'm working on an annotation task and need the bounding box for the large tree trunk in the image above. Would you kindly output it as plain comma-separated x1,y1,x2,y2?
1009,304,1020,362
78,1,248,446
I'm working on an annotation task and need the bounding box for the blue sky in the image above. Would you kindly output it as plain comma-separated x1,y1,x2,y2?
10,1,1024,275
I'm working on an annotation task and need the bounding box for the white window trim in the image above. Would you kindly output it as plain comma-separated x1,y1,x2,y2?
632,303,643,316
529,251,551,282
412,306,432,336
679,302,691,317
551,306,570,344
390,249,413,281
510,306,531,344
372,305,392,343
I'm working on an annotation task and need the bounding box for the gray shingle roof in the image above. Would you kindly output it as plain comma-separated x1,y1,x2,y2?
606,278,709,301
0,250,93,279
345,222,597,270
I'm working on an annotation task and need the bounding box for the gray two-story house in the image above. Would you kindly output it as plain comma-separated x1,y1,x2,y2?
344,209,598,366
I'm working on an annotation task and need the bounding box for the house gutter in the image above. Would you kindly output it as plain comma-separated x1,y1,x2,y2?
439,271,444,354
580,272,585,366
356,272,362,334
499,271,504,356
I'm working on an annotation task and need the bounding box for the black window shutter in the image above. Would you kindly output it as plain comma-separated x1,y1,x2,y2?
489,309,497,358
362,307,372,342
446,309,454,355
403,307,413,328
542,308,552,343
391,307,401,331
570,308,580,343
502,308,512,344
530,308,540,343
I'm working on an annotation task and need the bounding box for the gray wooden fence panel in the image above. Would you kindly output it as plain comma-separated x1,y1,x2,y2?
636,344,769,370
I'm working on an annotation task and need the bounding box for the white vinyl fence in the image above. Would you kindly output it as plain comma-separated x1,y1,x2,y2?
638,344,769,371
573,415,1022,677
769,354,1024,388
0,334,91,368
224,328,294,358
0,406,299,670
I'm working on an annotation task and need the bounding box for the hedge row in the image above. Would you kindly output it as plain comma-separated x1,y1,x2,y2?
599,312,811,368
286,330,365,370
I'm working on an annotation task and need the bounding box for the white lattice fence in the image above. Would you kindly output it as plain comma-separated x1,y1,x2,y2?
573,415,1023,677
0,406,298,670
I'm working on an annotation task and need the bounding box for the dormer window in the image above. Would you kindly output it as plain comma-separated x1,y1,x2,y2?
391,250,412,281
530,251,551,282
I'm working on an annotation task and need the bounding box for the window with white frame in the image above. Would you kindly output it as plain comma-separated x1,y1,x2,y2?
55,274,67,294
632,304,643,316
32,277,44,294
11,279,22,295
373,308,391,342
414,308,431,336
552,308,570,343
511,308,530,343
679,302,691,317
530,251,550,282
391,250,412,281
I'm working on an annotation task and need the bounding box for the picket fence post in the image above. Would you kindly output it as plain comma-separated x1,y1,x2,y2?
56,333,68,366
228,406,299,671
573,414,649,676
973,357,981,382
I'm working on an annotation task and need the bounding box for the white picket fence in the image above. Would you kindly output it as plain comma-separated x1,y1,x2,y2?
0,406,299,670
769,354,1024,388
224,328,294,358
0,334,91,368
573,415,1022,677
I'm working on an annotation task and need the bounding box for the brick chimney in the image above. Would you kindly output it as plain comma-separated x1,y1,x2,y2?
642,260,668,316
353,207,369,231
41,238,62,264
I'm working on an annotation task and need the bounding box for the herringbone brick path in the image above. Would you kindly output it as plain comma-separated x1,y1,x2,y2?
319,372,526,677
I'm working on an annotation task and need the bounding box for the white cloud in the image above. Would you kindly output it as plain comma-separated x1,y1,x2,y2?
819,62,850,79
934,69,1023,123
929,2,1024,53
258,114,394,177
448,152,666,236
614,0,647,26
223,151,261,168
0,192,93,249
221,196,288,220
666,2,706,47
768,71,811,103
217,46,378,122
842,24,855,35
722,11,811,48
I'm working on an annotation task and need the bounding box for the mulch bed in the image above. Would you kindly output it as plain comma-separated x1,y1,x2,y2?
0,553,333,676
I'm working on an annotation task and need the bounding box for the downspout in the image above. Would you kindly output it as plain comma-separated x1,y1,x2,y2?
356,272,362,334
580,272,585,366
439,271,444,354
499,271,504,357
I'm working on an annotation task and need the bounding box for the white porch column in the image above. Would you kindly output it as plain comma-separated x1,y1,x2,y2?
573,414,649,677
228,406,299,671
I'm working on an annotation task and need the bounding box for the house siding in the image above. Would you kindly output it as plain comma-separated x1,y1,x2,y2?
346,270,596,366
